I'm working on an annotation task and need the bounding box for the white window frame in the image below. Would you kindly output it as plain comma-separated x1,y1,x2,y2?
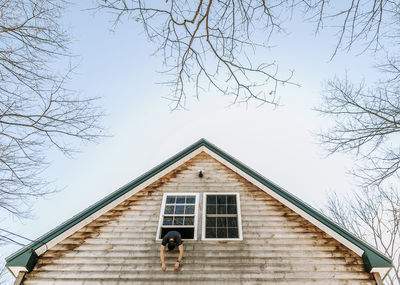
156,193,199,241
202,192,243,241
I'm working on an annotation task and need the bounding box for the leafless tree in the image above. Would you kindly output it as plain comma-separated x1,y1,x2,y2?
324,187,400,284
311,0,400,186
95,1,400,183
316,65,400,186
96,0,400,110
306,0,400,56
96,1,400,184
96,0,301,109
0,0,104,220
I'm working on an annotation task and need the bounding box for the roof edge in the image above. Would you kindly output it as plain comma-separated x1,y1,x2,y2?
6,139,208,267
202,140,393,269
5,138,393,273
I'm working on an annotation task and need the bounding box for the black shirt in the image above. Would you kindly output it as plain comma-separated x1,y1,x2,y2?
161,231,182,246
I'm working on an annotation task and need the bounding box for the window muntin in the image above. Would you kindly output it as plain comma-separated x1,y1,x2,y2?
163,195,196,226
157,193,199,240
202,193,242,240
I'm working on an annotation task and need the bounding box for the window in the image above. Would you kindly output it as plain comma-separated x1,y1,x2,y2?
157,193,199,240
202,193,242,240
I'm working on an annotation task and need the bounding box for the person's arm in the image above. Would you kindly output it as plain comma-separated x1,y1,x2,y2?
160,245,166,271
174,245,184,270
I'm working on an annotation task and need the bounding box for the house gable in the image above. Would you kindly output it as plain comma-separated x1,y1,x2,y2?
5,139,392,281
18,153,378,283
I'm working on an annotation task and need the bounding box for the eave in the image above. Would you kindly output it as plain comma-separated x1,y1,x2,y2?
5,138,393,278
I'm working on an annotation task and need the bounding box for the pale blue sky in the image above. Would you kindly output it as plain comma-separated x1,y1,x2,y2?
2,1,379,278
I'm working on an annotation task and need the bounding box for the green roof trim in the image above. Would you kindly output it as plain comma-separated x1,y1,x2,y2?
202,140,393,270
6,138,392,273
6,249,37,272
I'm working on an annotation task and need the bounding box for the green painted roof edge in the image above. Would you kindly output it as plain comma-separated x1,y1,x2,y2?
203,140,392,269
6,249,37,271
6,139,204,266
6,138,392,271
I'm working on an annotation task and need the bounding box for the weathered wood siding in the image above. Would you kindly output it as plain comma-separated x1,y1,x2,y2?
23,152,376,284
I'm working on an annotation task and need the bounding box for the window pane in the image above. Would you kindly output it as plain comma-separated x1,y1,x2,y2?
176,197,185,204
217,217,227,227
227,205,237,214
184,216,194,225
185,205,194,214
186,196,195,204
204,194,240,239
166,196,176,204
164,205,174,215
175,205,184,214
173,217,184,225
163,216,173,225
227,217,238,227
206,217,216,227
206,227,216,238
227,195,236,204
207,205,217,214
207,195,217,204
227,227,239,238
217,228,227,238
217,205,226,214
160,194,197,239
217,195,227,204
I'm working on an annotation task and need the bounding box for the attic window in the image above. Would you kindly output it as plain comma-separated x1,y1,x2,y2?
202,193,243,240
157,193,199,240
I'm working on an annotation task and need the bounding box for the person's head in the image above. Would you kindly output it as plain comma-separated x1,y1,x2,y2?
167,238,176,251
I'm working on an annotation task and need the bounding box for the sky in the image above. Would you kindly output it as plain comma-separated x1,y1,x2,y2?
1,1,380,281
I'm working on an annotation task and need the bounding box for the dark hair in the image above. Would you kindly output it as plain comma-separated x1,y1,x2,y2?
167,243,176,251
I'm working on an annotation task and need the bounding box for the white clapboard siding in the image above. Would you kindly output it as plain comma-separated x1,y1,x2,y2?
23,152,376,284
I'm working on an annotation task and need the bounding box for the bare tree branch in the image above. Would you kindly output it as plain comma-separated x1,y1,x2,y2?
316,66,400,186
0,0,105,219
324,186,400,284
302,0,400,186
303,0,400,56
94,1,400,185
96,0,298,109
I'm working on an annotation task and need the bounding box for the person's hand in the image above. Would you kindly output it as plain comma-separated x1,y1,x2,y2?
161,264,166,271
174,261,180,270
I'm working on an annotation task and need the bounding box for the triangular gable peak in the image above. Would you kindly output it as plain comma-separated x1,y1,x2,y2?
6,139,392,280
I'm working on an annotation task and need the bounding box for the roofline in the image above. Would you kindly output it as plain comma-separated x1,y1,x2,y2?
6,139,204,271
200,141,392,271
5,138,393,275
